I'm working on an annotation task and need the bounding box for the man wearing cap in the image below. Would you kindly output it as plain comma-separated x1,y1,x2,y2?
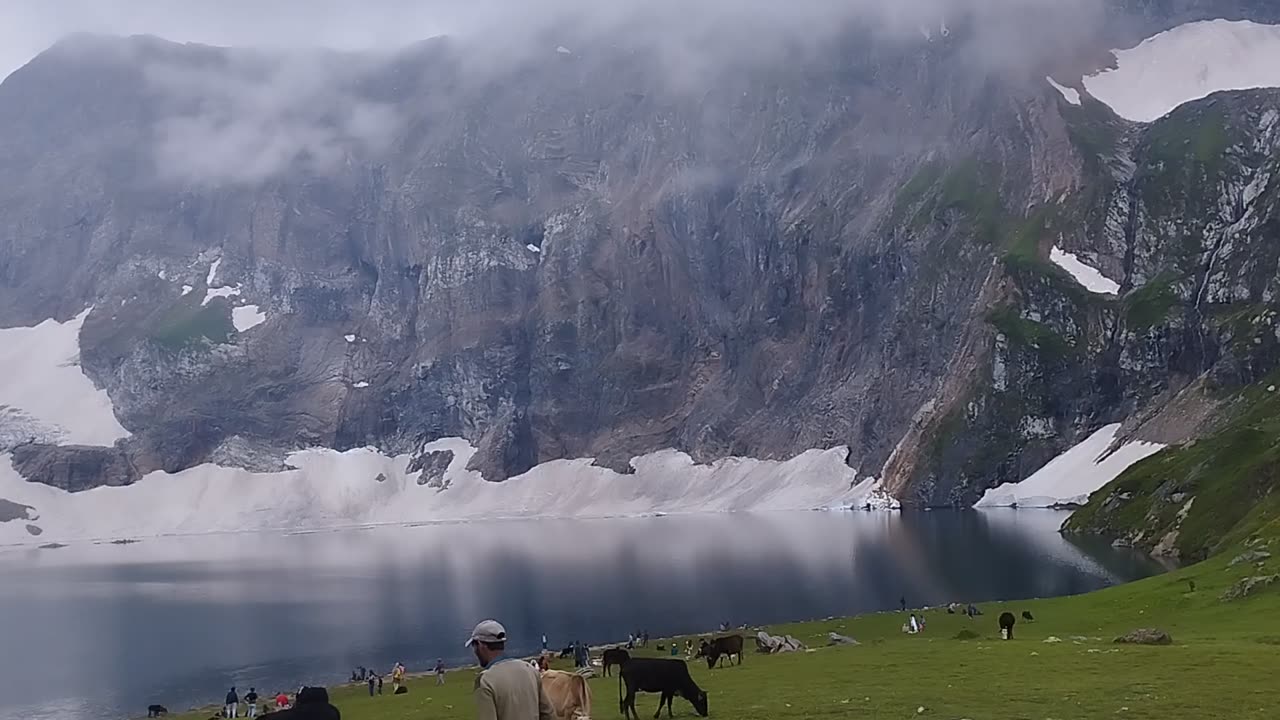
466,620,554,720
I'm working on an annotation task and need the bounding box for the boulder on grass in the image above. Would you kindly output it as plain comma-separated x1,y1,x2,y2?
1220,574,1279,602
755,631,806,653
1113,628,1172,645
1228,550,1272,567
827,632,858,646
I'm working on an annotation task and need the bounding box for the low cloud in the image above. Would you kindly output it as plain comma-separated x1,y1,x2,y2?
1,0,1118,185
144,52,402,184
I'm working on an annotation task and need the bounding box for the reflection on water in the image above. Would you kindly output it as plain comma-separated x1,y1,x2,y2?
0,510,1164,720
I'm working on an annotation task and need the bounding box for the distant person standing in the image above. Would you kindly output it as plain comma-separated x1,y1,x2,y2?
368,674,376,697
392,662,406,693
245,688,259,717
225,687,239,718
900,596,907,612
541,634,548,651
435,658,447,686
466,619,553,720
377,674,384,695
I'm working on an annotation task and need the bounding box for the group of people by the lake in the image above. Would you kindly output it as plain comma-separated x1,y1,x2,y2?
897,595,987,634
569,640,590,668
220,686,297,718
351,661,423,696
902,613,927,634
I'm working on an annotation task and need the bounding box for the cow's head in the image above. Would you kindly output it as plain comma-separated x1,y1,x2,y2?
688,689,709,717
703,652,719,670
695,640,709,657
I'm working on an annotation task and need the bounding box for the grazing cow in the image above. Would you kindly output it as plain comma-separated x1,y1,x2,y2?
1021,611,1035,622
542,670,593,720
147,705,168,718
998,612,1017,640
618,658,708,720
602,648,632,677
561,644,577,659
699,635,744,669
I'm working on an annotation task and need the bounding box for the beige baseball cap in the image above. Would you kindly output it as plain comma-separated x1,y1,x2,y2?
465,619,508,647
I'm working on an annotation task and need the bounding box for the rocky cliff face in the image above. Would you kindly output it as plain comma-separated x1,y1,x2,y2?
887,89,1280,504
2,2,1279,507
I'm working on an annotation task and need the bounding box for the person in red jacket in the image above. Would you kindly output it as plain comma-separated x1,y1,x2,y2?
261,686,338,719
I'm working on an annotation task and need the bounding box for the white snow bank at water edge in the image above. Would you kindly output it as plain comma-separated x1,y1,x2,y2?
975,424,1164,508
0,310,129,448
1050,246,1120,295
0,441,890,543
1084,19,1280,123
1046,77,1080,105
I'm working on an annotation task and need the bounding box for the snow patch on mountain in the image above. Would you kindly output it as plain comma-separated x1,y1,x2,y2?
203,285,242,305
1046,77,1080,105
1050,246,1120,294
0,310,129,449
201,257,245,306
975,424,1164,508
1084,19,1280,122
232,305,266,332
206,258,222,285
0,441,886,543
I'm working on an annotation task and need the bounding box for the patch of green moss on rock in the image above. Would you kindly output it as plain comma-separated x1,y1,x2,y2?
150,301,235,350
987,305,1077,358
1123,274,1180,329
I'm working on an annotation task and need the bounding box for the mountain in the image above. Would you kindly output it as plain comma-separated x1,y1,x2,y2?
3,2,1280,539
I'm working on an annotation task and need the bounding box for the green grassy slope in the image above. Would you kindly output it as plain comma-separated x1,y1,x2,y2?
1065,378,1280,561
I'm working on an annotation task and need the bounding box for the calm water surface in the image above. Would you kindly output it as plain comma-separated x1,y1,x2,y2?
0,510,1165,720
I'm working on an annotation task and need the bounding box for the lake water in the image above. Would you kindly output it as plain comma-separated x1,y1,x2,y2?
0,510,1165,720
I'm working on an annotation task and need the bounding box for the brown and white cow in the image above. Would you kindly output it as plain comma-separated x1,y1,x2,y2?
541,669,592,720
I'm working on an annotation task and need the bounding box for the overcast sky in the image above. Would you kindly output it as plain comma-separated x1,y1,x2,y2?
0,0,1106,184
0,0,1105,81
0,0,476,80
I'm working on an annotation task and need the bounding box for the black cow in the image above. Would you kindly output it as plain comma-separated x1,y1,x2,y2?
618,658,709,720
603,648,632,677
560,644,576,659
998,612,1016,639
147,705,168,718
698,635,744,669
1021,610,1035,622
